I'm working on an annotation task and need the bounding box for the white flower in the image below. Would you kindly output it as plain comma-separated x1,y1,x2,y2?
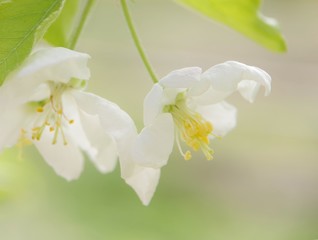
0,47,137,181
132,61,271,168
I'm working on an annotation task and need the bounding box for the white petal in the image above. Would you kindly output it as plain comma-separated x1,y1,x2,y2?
28,83,51,102
34,128,84,181
73,91,160,204
187,77,211,97
63,92,118,173
118,134,160,205
13,47,90,84
197,101,237,137
124,166,160,206
2,47,90,105
73,91,137,145
201,61,271,102
0,105,32,151
143,84,164,126
192,87,232,105
162,87,185,106
237,80,261,103
78,110,118,173
159,67,202,88
133,113,174,168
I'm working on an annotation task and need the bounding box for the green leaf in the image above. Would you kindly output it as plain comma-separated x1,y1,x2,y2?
44,0,80,47
176,0,287,52
0,0,64,85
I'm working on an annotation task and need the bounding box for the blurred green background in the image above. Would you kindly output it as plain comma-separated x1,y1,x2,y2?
1,0,318,239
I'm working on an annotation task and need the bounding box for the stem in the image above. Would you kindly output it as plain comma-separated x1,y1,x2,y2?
68,0,96,50
120,0,158,83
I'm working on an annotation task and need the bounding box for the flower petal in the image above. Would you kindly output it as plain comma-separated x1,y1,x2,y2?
133,113,174,168
201,61,271,103
14,47,90,84
237,80,261,103
197,101,237,137
0,105,32,151
63,92,118,173
78,110,118,173
192,87,232,105
3,47,90,105
187,77,211,97
159,67,202,88
72,91,137,146
143,84,164,126
34,128,84,181
118,132,160,205
124,166,160,206
77,95,159,205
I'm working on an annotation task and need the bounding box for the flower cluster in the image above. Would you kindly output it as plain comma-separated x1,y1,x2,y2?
0,47,271,205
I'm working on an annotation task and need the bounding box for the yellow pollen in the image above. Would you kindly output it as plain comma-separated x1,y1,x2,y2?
202,136,209,144
32,127,40,131
17,129,32,161
184,151,192,160
188,139,200,151
205,122,213,132
69,119,74,124
36,107,44,113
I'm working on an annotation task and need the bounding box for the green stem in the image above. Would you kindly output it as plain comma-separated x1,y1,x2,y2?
68,0,96,50
120,0,158,83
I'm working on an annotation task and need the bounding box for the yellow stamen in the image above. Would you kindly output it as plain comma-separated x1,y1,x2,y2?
27,83,74,145
165,92,215,160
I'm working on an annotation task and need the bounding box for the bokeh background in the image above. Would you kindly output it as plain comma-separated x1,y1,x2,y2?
1,0,318,239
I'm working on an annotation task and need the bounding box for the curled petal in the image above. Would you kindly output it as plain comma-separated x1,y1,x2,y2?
3,47,90,105
14,47,90,84
192,87,232,105
160,67,202,88
201,61,271,103
187,77,211,97
197,101,237,137
237,80,261,103
133,113,174,169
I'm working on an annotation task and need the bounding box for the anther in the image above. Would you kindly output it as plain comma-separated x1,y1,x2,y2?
36,107,44,113
184,151,192,160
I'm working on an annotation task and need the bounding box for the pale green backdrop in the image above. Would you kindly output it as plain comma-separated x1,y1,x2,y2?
1,0,317,239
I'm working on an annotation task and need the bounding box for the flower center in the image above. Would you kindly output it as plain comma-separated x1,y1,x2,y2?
164,92,214,160
29,83,74,145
